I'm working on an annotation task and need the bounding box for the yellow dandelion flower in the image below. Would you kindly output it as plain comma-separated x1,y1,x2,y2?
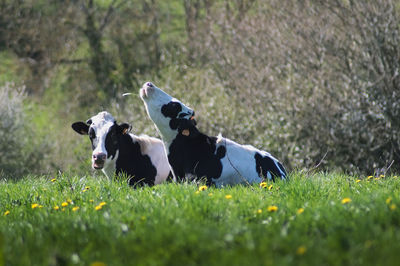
386,197,392,205
95,205,102,211
390,204,396,211
82,189,87,192
225,195,232,199
67,199,72,204
195,191,200,194
394,176,398,179
85,186,90,190
72,206,79,212
53,206,60,210
89,199,94,203
259,182,267,188
379,175,385,178
257,209,263,214
297,208,304,214
367,176,373,180
268,184,273,190
39,205,43,208
99,202,106,207
356,179,361,183
199,185,208,191
90,262,107,266
51,178,56,182
31,203,39,209
267,205,278,212
296,245,307,255
4,210,10,216
341,198,351,204
61,202,68,207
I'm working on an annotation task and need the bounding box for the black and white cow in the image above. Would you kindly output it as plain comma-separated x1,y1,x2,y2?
140,82,287,187
72,111,171,186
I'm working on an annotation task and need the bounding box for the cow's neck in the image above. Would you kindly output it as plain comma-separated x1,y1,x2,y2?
102,150,118,180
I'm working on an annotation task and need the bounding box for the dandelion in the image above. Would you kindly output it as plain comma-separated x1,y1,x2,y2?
341,198,351,204
257,209,263,214
67,199,72,204
225,195,232,199
386,197,392,205
259,182,267,188
82,189,88,193
356,179,361,183
90,262,107,266
89,199,94,203
267,205,278,212
99,202,106,207
51,178,56,182
297,208,304,214
95,205,102,211
296,245,307,255
53,206,60,210
4,210,10,216
72,206,80,212
199,185,208,191
61,202,68,207
31,203,40,209
268,184,273,190
367,176,373,180
379,175,385,178
390,204,396,211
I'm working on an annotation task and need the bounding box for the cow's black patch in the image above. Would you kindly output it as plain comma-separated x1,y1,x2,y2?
114,133,157,186
167,120,226,185
161,101,182,118
254,152,286,181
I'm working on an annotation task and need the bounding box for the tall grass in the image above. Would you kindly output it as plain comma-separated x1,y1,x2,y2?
1,172,400,265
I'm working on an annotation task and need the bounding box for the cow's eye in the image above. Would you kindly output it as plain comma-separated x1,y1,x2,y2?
89,128,96,139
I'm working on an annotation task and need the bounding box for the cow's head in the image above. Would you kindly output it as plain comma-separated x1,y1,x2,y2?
71,111,131,170
140,82,197,142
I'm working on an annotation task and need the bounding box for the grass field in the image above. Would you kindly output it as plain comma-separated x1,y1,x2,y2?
1,172,400,266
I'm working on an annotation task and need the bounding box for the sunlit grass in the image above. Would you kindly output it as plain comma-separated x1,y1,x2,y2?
1,172,400,265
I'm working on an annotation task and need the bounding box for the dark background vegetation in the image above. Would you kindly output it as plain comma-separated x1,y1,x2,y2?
1,0,399,179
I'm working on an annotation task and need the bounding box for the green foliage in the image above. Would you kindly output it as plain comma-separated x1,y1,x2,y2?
0,83,49,179
1,173,400,265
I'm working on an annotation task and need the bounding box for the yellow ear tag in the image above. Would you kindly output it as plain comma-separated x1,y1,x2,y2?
182,129,190,136
122,128,128,135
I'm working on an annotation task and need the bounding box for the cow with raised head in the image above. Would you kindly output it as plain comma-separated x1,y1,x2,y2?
72,111,171,186
139,82,287,187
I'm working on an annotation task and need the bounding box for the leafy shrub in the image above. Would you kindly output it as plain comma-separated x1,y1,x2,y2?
0,83,48,179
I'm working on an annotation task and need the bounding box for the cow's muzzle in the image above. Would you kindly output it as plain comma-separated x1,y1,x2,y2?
140,82,154,99
92,153,106,169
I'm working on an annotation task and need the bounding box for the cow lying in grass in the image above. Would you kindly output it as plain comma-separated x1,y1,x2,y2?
139,82,287,187
72,111,171,186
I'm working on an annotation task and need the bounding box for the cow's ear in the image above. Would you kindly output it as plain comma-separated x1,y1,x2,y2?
72,122,89,135
118,123,131,135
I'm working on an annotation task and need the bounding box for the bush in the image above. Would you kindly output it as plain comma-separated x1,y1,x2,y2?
183,0,400,174
0,83,48,179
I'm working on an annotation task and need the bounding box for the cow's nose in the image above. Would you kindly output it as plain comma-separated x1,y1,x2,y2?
93,153,106,162
146,82,153,87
